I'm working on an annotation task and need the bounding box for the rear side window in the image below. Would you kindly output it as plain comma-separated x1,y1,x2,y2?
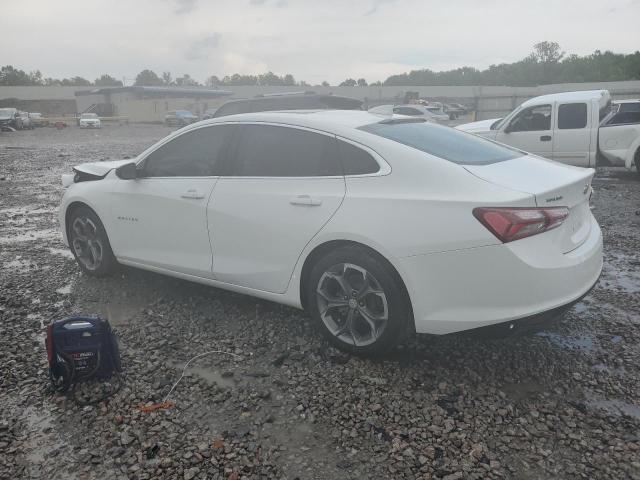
142,125,233,177
558,103,587,129
606,103,640,125
232,125,341,177
359,121,521,165
337,140,379,175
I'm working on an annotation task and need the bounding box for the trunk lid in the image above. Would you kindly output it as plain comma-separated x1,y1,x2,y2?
465,155,594,252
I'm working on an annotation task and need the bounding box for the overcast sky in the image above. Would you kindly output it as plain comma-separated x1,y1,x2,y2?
2,0,640,85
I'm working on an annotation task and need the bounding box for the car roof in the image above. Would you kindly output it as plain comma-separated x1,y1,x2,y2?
520,90,609,108
199,109,393,132
613,99,640,104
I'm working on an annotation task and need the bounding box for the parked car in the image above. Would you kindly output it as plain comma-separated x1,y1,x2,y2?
59,110,602,354
19,111,34,130
0,107,23,130
457,90,640,174
444,103,467,119
29,112,48,127
165,110,198,126
212,92,363,118
79,113,102,129
369,104,449,124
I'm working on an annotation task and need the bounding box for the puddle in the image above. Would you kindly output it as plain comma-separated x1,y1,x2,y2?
167,360,237,388
536,331,597,352
585,392,640,420
3,257,38,273
0,228,60,244
21,406,66,465
56,283,72,295
48,247,74,259
101,302,141,326
500,381,546,401
0,205,56,216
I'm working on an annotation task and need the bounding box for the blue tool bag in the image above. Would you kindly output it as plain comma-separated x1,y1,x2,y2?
45,316,122,400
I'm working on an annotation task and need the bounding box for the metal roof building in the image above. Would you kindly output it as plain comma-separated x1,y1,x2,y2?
75,86,233,122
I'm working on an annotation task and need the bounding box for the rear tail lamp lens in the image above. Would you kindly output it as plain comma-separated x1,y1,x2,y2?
473,207,569,243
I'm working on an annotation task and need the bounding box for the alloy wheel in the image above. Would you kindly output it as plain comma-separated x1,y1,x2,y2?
316,263,389,346
71,217,104,271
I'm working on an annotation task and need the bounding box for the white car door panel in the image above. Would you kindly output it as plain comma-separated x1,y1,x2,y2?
110,178,217,277
552,102,591,167
208,123,346,294
109,124,234,278
496,104,553,158
209,177,344,293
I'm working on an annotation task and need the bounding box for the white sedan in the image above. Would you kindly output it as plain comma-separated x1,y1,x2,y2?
79,113,102,129
59,110,603,354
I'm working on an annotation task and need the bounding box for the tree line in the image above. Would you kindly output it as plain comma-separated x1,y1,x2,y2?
1,43,639,88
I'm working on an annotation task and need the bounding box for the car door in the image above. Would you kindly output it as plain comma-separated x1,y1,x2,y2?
208,123,346,294
109,124,234,278
552,102,591,166
495,104,553,158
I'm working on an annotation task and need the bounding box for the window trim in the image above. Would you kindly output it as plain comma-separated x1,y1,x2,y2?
135,123,235,179
219,121,390,179
506,104,553,133
556,102,588,130
335,135,390,177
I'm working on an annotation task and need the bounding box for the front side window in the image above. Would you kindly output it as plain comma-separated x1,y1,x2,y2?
142,125,233,177
508,104,551,132
359,121,521,165
232,125,341,177
558,103,587,129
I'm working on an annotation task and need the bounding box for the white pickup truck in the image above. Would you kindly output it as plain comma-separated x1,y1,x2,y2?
457,90,640,176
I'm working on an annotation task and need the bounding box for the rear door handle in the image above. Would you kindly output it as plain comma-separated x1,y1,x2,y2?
181,188,205,199
289,195,322,206
540,135,552,141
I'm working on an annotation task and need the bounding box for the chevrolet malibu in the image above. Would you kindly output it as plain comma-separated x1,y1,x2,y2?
59,110,603,354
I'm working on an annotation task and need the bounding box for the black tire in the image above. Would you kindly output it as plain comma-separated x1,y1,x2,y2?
306,245,410,355
67,206,118,277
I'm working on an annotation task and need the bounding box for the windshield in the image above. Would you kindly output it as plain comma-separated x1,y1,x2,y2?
359,121,522,165
81,113,98,118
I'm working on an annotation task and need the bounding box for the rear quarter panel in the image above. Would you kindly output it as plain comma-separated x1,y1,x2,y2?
598,123,640,168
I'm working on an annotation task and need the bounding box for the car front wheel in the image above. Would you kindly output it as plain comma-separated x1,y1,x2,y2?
68,207,118,276
307,246,410,355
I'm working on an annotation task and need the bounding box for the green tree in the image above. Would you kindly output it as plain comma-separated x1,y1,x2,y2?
357,78,368,87
134,69,163,86
94,74,123,86
162,71,174,85
339,78,357,86
321,80,330,87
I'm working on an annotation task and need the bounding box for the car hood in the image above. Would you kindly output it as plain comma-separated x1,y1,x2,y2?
73,159,134,177
456,118,501,133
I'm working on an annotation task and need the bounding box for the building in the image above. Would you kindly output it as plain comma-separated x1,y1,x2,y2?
74,86,233,122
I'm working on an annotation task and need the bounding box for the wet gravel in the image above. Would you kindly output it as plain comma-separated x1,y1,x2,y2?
1,125,639,480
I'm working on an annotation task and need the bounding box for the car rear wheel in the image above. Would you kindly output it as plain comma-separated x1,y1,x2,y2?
307,246,410,355
68,207,118,276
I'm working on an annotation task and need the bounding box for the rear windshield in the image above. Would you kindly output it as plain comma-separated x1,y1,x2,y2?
359,121,522,165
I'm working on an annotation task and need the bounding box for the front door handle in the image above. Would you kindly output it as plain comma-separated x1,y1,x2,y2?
540,135,552,141
289,195,322,206
181,189,205,199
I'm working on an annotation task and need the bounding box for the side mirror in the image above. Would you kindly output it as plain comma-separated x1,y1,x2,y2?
115,162,138,180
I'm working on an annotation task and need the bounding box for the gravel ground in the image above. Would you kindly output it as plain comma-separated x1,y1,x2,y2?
1,125,639,480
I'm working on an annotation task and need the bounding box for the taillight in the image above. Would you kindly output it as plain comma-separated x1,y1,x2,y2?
473,207,569,243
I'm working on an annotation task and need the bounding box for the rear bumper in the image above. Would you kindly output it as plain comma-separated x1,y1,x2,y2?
398,214,603,335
